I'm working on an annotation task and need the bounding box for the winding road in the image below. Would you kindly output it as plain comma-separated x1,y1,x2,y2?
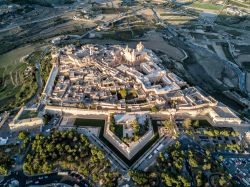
26,48,49,108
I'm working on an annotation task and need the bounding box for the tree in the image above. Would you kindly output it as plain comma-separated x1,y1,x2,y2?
132,120,140,135
78,103,85,109
220,130,230,137
196,171,203,187
22,130,119,185
0,151,13,175
202,163,211,170
193,120,199,128
205,150,211,157
189,157,198,168
42,162,52,173
204,130,214,137
214,130,220,136
119,89,127,99
178,176,191,187
46,143,54,152
151,105,158,112
164,120,175,135
0,165,8,176
162,173,173,186
219,155,224,161
128,170,150,186
97,150,105,160
18,131,30,140
130,88,137,98
219,176,226,186
173,160,183,170
183,118,192,130
110,114,115,132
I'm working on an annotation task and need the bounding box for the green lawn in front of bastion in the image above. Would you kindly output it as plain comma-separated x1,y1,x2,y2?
74,118,105,127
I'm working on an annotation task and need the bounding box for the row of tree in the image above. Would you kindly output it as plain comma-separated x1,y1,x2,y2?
0,151,13,175
128,170,158,187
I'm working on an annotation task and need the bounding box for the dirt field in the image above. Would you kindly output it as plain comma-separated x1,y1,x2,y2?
143,31,186,61
193,46,238,89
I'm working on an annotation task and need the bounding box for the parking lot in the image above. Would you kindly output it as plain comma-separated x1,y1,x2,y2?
222,154,250,186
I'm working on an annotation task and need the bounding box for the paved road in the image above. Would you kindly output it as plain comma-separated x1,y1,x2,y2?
135,136,175,171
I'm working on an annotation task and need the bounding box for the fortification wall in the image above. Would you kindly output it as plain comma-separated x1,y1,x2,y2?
104,114,154,160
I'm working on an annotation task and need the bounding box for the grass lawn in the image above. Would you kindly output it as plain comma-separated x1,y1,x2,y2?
192,119,234,131
18,110,38,120
196,120,211,128
221,43,236,63
114,125,123,139
74,118,105,127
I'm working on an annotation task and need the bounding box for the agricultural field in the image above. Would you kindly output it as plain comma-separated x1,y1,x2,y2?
0,46,48,112
0,50,37,112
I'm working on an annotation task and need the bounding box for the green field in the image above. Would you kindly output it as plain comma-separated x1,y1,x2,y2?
189,2,222,11
18,110,38,120
0,45,37,112
0,46,51,113
114,125,123,139
74,118,105,127
0,62,38,112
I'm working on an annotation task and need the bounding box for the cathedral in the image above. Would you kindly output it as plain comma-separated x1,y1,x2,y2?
121,42,149,65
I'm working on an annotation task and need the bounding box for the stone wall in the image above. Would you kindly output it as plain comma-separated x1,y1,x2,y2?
45,105,242,127
47,98,238,125
9,118,43,131
42,64,58,96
